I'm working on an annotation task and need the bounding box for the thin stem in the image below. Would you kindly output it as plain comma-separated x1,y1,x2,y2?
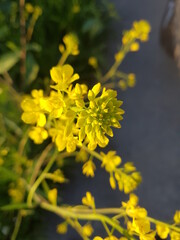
40,202,134,239
81,144,103,162
147,216,180,233
101,41,134,83
27,149,58,206
67,218,90,240
102,220,111,236
11,212,22,240
58,50,69,66
18,130,29,155
29,143,53,185
19,0,26,87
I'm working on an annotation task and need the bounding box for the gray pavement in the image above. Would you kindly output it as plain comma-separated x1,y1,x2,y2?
46,0,180,238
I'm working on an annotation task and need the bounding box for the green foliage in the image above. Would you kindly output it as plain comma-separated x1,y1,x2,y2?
0,0,117,90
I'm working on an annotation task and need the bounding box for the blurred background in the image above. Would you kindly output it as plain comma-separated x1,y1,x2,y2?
0,0,180,239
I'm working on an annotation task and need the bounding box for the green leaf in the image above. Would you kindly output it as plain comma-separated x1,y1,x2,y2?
0,50,21,74
26,43,42,52
26,53,39,86
0,203,29,211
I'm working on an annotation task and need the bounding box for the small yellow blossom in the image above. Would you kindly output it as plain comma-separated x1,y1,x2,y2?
25,3,34,13
109,175,116,189
118,80,127,91
93,237,103,240
50,64,79,92
48,188,57,205
82,192,95,209
101,151,121,172
88,57,98,69
104,236,119,240
170,231,180,240
131,218,155,240
21,90,46,127
57,222,68,234
82,223,94,237
115,51,125,62
130,42,140,51
82,160,96,177
127,73,136,87
29,127,48,144
174,210,180,224
76,149,89,162
61,33,79,55
156,224,169,239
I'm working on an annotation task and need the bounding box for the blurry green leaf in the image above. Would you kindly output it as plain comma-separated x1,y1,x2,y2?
0,203,29,211
0,25,9,40
0,50,20,74
6,41,18,51
82,18,103,38
0,166,17,183
26,53,39,86
26,43,42,52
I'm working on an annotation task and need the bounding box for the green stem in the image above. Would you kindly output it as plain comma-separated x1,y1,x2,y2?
27,149,58,206
58,50,69,66
29,143,53,185
102,220,111,236
147,217,180,233
101,41,134,83
81,144,103,162
11,212,22,240
40,202,134,239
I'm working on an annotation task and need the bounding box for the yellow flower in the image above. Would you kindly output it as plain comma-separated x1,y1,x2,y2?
174,210,180,224
48,188,57,205
82,160,96,177
170,231,180,240
82,223,94,237
130,42,140,51
133,20,151,42
118,80,127,91
61,33,79,55
115,51,125,62
77,84,124,150
25,3,34,13
21,90,46,127
49,119,78,152
100,151,121,172
131,218,155,240
88,57,98,69
75,149,89,162
104,236,119,240
29,127,48,144
82,192,95,209
93,237,103,240
109,175,116,189
127,73,136,87
156,224,169,239
50,64,79,92
40,91,65,118
57,222,68,234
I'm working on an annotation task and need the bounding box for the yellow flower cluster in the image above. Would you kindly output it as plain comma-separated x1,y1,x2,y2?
100,151,141,193
21,63,124,153
82,191,95,209
122,20,151,47
59,33,79,56
122,194,156,240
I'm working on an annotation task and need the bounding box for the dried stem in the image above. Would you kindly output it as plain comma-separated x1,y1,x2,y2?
19,0,26,88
